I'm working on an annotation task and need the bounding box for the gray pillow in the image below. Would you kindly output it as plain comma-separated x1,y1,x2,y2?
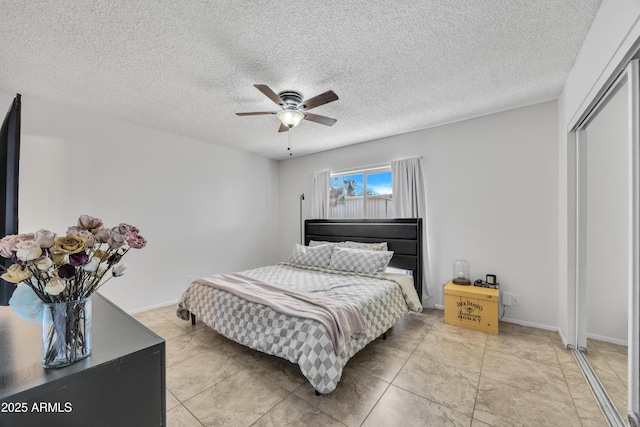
288,243,335,268
329,247,393,275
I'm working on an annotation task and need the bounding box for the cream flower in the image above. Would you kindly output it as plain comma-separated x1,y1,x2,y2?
94,228,111,243
96,264,108,277
45,278,66,296
1,264,33,283
93,249,107,261
51,251,67,265
34,256,53,271
15,240,43,262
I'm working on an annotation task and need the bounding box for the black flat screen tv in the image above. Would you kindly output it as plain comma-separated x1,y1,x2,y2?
0,94,21,305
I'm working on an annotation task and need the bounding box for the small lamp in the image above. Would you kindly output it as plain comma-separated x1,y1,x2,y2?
452,259,471,285
277,109,304,128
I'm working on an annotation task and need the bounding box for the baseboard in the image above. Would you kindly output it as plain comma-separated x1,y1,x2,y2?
586,332,628,347
498,316,557,332
128,299,179,315
421,294,436,309
432,304,557,332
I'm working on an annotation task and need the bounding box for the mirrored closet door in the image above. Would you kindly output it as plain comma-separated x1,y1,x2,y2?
574,59,640,427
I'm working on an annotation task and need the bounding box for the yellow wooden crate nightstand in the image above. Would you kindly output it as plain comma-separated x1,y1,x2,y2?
444,281,499,334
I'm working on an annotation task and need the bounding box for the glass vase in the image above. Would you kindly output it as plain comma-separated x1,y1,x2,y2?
42,296,92,368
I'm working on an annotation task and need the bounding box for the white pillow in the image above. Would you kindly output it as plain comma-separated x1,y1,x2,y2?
288,243,335,268
329,247,393,275
309,240,388,251
341,241,388,251
385,273,422,312
308,240,335,247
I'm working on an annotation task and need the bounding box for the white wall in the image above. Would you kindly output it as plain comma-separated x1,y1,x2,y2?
0,90,280,313
558,0,640,344
278,101,559,329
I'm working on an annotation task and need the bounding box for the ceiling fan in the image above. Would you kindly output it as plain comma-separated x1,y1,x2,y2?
236,84,339,132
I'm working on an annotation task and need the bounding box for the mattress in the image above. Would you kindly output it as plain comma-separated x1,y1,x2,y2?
177,262,421,393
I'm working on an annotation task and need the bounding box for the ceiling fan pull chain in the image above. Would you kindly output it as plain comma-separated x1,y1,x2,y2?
288,128,292,156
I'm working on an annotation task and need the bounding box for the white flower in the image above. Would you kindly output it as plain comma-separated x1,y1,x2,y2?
83,257,101,273
112,264,127,277
45,278,66,296
15,240,42,262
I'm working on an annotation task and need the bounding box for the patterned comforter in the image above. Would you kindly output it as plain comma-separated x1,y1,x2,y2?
176,262,419,394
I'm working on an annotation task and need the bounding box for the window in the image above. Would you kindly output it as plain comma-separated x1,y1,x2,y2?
328,165,393,218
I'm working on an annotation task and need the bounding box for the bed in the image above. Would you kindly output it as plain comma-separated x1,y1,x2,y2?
176,218,423,394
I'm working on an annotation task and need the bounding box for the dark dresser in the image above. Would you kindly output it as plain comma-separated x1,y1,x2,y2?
0,292,165,426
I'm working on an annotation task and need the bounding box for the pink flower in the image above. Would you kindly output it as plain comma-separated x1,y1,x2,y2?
17,233,34,241
116,223,139,236
0,235,20,258
34,229,56,249
127,233,147,249
78,215,103,232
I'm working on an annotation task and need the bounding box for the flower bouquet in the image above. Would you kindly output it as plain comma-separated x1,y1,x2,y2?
0,215,146,368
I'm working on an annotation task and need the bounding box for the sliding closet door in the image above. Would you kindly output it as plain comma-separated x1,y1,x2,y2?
575,59,640,425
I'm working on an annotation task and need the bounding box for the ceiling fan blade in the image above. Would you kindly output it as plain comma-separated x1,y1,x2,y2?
254,84,284,107
301,90,339,111
278,123,289,133
235,111,276,116
304,112,337,126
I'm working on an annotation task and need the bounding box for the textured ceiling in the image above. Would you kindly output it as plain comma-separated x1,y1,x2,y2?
0,1,602,160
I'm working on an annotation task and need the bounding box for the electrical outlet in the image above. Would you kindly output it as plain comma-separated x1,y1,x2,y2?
512,294,520,306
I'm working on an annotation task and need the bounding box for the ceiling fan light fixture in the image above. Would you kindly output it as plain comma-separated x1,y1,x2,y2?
277,109,304,128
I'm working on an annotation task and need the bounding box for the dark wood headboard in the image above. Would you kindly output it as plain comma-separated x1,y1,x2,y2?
304,218,423,302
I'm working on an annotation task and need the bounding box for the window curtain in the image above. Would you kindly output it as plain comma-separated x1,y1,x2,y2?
310,170,330,219
391,157,432,304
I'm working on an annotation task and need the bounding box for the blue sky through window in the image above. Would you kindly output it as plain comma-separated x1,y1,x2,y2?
330,171,392,196
367,171,392,195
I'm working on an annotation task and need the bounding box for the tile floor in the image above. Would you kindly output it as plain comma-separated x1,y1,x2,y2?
133,306,608,427
586,338,627,419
